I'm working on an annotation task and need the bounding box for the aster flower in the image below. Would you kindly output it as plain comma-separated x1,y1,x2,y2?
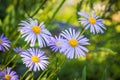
13,47,22,53
0,67,19,80
78,11,106,34
60,28,90,59
18,18,51,47
20,48,49,72
48,35,66,52
0,34,11,52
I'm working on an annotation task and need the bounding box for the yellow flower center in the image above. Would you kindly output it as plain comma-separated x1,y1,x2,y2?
69,38,78,47
0,40,2,44
56,42,61,47
5,74,11,80
88,17,96,24
32,26,41,34
31,56,39,63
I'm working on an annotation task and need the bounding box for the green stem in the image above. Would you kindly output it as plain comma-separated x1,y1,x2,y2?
31,72,34,80
12,34,21,48
80,28,86,36
20,69,30,80
37,69,48,80
2,54,17,70
31,0,47,18
47,56,66,80
4,34,21,64
47,0,65,24
2,38,28,70
11,62,17,69
22,43,29,49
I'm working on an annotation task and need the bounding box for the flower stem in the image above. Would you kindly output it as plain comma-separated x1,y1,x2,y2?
22,43,29,49
51,0,65,20
31,72,34,80
80,28,86,36
2,54,17,70
37,69,48,80
4,34,21,64
47,55,66,80
12,34,21,48
20,69,30,80
46,0,65,24
2,41,28,69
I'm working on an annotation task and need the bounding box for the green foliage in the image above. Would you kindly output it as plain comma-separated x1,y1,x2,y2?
82,66,86,80
0,0,120,80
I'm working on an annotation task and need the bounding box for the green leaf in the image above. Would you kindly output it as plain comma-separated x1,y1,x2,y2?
82,66,86,80
102,68,107,80
25,72,34,80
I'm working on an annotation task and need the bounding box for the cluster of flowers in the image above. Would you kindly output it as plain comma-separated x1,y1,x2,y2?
0,11,106,80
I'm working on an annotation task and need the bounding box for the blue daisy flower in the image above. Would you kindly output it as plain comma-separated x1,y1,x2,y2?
0,67,19,80
48,35,66,52
78,11,106,34
60,28,90,59
18,18,51,47
13,47,22,53
20,48,49,72
0,34,11,52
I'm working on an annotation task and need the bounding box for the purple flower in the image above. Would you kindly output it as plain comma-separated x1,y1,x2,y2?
18,18,51,47
60,28,90,59
20,48,49,72
0,34,11,52
13,47,22,53
0,67,19,80
78,11,106,34
48,35,66,52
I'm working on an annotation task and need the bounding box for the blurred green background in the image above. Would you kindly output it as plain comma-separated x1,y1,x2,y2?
0,0,120,80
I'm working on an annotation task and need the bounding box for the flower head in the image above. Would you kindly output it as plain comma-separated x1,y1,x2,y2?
78,11,106,34
60,28,90,59
18,18,51,47
48,35,66,52
20,48,49,72
0,34,11,52
0,67,19,80
13,47,22,53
